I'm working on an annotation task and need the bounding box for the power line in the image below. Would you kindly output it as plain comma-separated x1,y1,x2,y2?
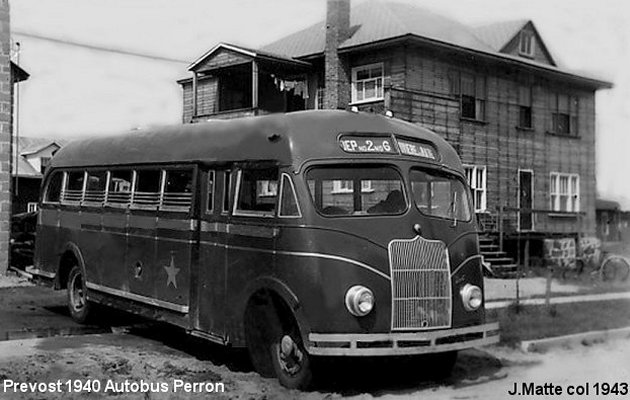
12,30,189,64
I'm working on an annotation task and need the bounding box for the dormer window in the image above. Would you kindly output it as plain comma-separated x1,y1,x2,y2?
519,31,535,57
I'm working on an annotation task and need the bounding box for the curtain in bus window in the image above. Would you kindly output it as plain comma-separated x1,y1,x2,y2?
63,171,84,202
44,171,63,203
107,170,133,205
163,169,193,210
133,170,161,207
84,171,107,203
235,168,278,215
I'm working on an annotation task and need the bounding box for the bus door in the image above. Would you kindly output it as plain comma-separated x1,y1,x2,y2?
225,166,279,323
195,168,230,338
152,167,196,315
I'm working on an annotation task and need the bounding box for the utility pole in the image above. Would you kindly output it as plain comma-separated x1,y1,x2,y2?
13,41,19,197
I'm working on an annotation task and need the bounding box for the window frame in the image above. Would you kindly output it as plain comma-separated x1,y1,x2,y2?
549,172,580,212
449,70,486,122
517,85,533,129
278,173,302,219
351,62,385,104
232,168,279,218
463,165,487,212
549,92,579,137
42,170,64,204
519,31,535,57
206,170,216,213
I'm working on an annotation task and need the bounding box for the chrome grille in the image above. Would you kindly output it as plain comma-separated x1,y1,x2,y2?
389,236,452,330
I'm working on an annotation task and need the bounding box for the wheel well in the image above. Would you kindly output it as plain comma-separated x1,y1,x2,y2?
57,251,78,289
245,289,295,331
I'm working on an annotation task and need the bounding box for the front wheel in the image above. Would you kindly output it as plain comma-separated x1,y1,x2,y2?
270,327,313,390
67,265,92,323
601,256,630,282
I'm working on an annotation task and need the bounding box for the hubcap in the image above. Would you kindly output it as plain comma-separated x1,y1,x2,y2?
277,334,303,376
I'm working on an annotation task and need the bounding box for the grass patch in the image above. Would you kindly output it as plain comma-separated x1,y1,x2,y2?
488,299,630,347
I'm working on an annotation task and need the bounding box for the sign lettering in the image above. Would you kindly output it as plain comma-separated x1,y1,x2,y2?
339,136,396,154
397,139,437,160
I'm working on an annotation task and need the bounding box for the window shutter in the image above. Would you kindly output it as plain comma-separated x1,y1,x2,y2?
448,70,460,95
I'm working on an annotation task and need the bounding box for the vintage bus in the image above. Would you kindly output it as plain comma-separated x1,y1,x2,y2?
32,110,499,389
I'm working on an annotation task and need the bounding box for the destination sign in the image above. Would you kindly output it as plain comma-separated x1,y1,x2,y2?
396,139,437,160
339,136,397,154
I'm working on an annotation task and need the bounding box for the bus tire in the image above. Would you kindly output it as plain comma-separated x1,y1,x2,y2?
269,319,313,390
245,294,313,389
67,265,92,324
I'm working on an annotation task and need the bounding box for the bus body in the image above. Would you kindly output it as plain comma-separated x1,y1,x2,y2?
33,110,498,388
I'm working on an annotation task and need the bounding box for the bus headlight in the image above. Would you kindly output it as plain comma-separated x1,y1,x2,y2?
460,284,482,311
345,285,375,317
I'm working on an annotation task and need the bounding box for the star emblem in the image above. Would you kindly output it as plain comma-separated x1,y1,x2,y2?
164,253,180,289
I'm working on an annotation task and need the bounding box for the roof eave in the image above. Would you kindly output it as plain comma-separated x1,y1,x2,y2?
336,34,612,90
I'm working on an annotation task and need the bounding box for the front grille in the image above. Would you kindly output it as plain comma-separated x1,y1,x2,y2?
389,236,452,330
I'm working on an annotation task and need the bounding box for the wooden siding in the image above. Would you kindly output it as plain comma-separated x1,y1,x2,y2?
386,44,596,235
193,48,252,72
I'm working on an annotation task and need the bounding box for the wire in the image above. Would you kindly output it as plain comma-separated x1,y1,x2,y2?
12,30,189,64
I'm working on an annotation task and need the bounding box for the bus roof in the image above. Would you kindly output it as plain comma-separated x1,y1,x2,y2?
50,110,463,173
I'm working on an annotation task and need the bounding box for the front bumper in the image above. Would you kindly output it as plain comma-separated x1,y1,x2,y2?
307,322,499,356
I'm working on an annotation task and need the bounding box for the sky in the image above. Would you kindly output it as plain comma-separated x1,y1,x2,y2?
10,0,630,208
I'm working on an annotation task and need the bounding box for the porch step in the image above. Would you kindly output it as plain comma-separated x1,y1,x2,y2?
478,235,520,279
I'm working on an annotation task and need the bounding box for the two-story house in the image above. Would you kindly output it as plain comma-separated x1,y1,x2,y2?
177,0,611,269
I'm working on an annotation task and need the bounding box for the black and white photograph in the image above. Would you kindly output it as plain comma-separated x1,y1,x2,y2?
1,0,629,398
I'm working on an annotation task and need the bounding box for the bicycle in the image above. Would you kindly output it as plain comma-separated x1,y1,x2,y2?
562,245,630,282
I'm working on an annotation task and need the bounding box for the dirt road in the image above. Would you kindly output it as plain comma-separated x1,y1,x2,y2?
1,283,629,399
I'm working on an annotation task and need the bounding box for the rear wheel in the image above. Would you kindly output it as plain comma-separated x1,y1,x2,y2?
67,265,92,323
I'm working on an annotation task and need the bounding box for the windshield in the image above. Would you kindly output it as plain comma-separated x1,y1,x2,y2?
306,166,406,216
410,168,472,221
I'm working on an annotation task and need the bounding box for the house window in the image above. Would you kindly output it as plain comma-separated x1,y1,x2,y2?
27,202,38,213
351,63,384,103
449,71,486,121
315,86,325,110
464,166,487,212
518,85,533,129
332,180,373,194
519,31,535,57
550,93,579,136
550,172,579,212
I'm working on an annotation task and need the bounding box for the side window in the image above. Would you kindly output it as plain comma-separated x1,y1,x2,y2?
207,171,215,212
162,169,193,210
132,169,162,207
62,171,85,203
222,170,231,213
279,174,301,218
44,171,63,203
107,170,133,206
234,168,278,216
84,171,107,203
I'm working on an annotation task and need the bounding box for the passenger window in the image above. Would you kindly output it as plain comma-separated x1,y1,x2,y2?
279,174,301,217
133,169,161,207
207,171,215,212
235,168,278,216
44,171,63,203
107,170,133,205
62,171,85,203
84,171,107,203
162,169,193,210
